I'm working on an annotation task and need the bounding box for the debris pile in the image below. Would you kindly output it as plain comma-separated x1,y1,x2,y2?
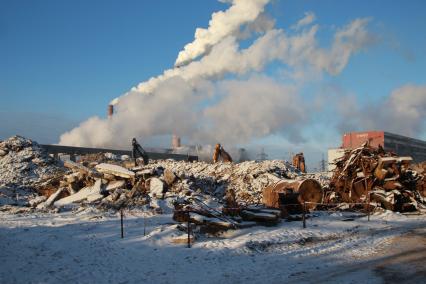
143,159,301,205
172,199,282,234
0,136,65,206
0,136,304,216
328,143,426,212
0,136,64,187
2,135,424,221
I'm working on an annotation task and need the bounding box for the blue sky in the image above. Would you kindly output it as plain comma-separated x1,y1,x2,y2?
1,0,425,167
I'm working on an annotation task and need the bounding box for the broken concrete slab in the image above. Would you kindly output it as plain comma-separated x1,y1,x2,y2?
38,187,67,209
95,163,135,179
106,180,126,192
54,179,102,207
149,178,164,198
64,160,100,177
29,195,47,208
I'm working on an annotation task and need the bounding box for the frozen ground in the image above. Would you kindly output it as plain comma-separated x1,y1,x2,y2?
0,209,425,284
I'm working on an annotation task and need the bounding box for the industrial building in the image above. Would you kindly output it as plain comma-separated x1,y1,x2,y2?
328,131,426,171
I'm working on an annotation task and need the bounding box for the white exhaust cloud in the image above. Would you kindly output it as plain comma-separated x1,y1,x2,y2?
291,11,316,30
59,2,374,150
336,84,426,137
174,0,271,67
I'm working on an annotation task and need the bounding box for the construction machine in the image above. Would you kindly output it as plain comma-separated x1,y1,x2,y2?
292,152,306,173
132,138,149,165
213,143,233,163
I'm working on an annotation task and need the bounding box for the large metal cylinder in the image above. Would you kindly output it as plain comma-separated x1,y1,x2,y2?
263,179,323,213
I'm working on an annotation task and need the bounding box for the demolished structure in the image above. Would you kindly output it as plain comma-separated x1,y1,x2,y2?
1,135,425,235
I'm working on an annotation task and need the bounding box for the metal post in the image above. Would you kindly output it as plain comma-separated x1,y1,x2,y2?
367,192,371,222
121,209,124,238
363,176,371,222
302,202,306,229
143,212,146,236
187,211,191,248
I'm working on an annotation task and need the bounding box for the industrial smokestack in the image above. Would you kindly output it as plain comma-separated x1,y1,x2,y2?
108,104,114,119
172,134,181,149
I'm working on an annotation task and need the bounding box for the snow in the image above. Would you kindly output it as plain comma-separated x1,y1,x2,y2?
0,209,423,283
54,179,102,207
0,136,64,188
95,163,135,179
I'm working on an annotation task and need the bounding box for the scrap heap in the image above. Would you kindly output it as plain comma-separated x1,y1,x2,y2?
328,142,426,212
0,136,302,222
0,136,66,207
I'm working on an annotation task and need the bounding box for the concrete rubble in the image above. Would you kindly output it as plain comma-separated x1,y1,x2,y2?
1,136,425,234
0,136,65,207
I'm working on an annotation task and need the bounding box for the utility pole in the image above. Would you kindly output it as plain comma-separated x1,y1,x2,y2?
320,153,326,172
257,148,268,161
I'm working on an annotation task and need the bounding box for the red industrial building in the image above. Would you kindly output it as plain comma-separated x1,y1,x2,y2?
342,131,426,162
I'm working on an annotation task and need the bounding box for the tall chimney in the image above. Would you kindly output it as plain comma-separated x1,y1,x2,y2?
108,104,114,119
172,134,181,149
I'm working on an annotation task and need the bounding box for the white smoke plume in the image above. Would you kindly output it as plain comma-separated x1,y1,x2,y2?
174,0,271,67
59,2,373,150
291,11,316,30
336,84,426,137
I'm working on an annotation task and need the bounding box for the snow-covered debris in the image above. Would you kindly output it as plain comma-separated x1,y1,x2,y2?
54,179,103,207
106,180,126,192
143,159,299,204
95,163,135,179
0,136,65,207
0,136,65,188
148,178,165,198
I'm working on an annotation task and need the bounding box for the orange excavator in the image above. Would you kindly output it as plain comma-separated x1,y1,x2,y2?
213,143,233,163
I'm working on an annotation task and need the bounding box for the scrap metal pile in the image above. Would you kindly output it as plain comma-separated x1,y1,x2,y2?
327,142,426,212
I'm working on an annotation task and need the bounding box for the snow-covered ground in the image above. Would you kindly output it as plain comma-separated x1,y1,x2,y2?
0,209,424,284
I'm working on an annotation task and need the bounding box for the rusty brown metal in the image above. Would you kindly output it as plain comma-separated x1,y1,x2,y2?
262,179,323,214
292,153,306,173
327,141,425,212
212,143,232,163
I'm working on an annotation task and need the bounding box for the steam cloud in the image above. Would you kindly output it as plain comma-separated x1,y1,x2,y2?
336,84,426,137
174,0,270,67
60,1,374,150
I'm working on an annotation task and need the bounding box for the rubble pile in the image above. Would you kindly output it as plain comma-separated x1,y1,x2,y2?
0,136,304,215
2,135,424,221
143,159,301,205
0,136,64,187
328,143,426,212
39,159,301,212
0,136,65,206
173,200,282,234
